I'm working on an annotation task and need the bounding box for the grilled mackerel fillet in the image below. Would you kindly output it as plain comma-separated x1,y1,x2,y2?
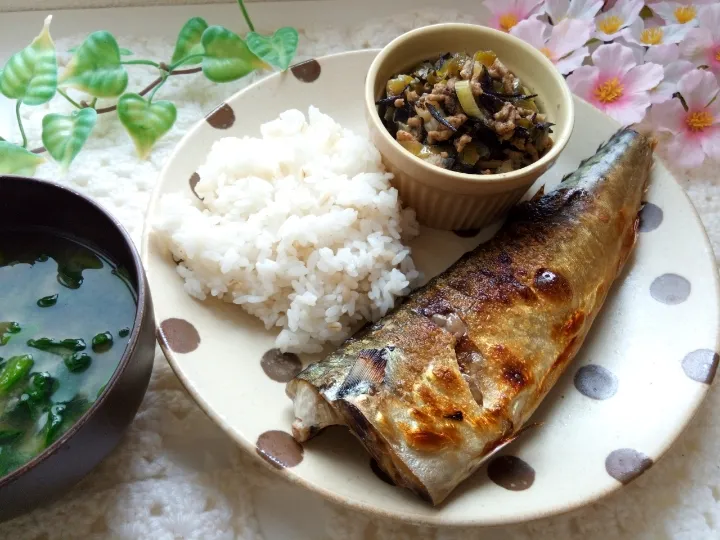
286,128,654,504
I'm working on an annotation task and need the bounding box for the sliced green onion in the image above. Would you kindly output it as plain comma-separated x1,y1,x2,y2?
455,80,486,120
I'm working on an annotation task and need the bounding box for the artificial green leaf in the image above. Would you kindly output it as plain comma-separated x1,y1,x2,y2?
41,108,98,171
246,27,298,71
60,31,129,97
69,47,131,56
0,15,57,105
201,26,268,83
0,141,45,175
171,17,209,66
117,93,177,159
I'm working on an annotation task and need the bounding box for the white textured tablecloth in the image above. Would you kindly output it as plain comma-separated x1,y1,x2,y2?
0,5,719,539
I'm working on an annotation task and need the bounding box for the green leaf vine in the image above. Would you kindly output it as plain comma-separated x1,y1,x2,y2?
0,0,299,175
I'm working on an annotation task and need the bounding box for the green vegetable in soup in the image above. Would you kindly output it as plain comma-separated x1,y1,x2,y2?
91,332,113,353
0,356,34,393
37,294,58,308
64,352,92,373
27,337,86,356
0,230,136,477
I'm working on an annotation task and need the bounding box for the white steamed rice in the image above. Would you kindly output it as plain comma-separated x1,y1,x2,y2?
154,106,419,353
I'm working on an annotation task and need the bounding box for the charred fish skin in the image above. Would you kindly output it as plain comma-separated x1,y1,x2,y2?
286,128,654,505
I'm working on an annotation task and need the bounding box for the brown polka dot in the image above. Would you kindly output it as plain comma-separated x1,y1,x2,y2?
682,349,719,384
261,348,302,382
158,318,200,354
256,430,303,469
206,103,235,129
189,172,202,200
291,59,321,83
639,202,663,232
453,228,481,238
605,448,653,484
574,364,618,400
370,458,394,485
487,455,535,491
650,273,690,305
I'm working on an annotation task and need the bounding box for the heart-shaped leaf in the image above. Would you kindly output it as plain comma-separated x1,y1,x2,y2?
68,46,132,56
0,141,45,175
60,31,129,97
41,108,98,171
201,26,268,83
171,17,209,65
117,93,177,159
246,27,298,71
0,15,57,105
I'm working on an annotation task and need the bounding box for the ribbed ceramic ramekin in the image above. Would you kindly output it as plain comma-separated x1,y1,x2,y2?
365,23,575,230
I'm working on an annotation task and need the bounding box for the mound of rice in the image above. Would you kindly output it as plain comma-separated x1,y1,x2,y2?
154,106,419,353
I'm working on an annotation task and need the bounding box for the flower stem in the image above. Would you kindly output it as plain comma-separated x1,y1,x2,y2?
168,54,205,72
237,0,255,32
15,101,27,148
147,74,168,103
121,59,161,68
57,88,83,109
94,66,201,114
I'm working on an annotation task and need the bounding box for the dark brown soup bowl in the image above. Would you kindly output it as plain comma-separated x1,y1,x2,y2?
0,175,155,521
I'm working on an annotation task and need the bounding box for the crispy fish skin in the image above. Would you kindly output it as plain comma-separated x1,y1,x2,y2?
286,128,654,505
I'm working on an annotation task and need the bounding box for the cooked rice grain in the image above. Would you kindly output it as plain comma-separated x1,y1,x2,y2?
154,107,419,353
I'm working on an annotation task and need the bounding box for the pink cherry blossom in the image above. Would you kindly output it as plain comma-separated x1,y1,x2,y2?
622,18,692,47
680,4,720,76
595,0,644,42
619,43,694,103
483,0,544,33
652,1,714,26
567,43,664,125
543,0,603,22
651,69,720,167
511,18,593,74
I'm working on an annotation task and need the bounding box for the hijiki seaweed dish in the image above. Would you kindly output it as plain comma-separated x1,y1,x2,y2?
376,51,554,174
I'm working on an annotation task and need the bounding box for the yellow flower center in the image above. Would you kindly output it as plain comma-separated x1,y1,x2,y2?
499,13,519,32
641,27,664,45
597,15,623,35
715,49,720,62
686,111,714,132
540,47,553,60
674,5,696,24
594,78,624,103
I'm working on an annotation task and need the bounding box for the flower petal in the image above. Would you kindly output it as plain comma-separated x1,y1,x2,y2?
644,43,680,64
518,0,546,18
620,18,644,46
699,126,720,160
658,23,694,45
665,133,707,168
591,43,637,79
555,47,590,75
652,2,699,25
567,65,601,100
510,18,550,50
547,18,593,58
604,91,652,125
623,63,665,94
608,0,644,25
678,69,720,110
544,0,569,22
567,0,604,20
680,26,714,64
650,98,688,132
701,4,720,44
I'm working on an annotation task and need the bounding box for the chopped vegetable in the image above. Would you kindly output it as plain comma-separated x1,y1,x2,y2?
377,50,553,175
64,352,92,373
0,355,34,393
91,331,113,353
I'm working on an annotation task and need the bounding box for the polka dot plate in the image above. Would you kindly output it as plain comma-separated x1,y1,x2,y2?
141,50,720,526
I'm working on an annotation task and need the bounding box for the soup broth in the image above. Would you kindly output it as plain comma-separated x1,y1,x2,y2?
0,230,136,476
